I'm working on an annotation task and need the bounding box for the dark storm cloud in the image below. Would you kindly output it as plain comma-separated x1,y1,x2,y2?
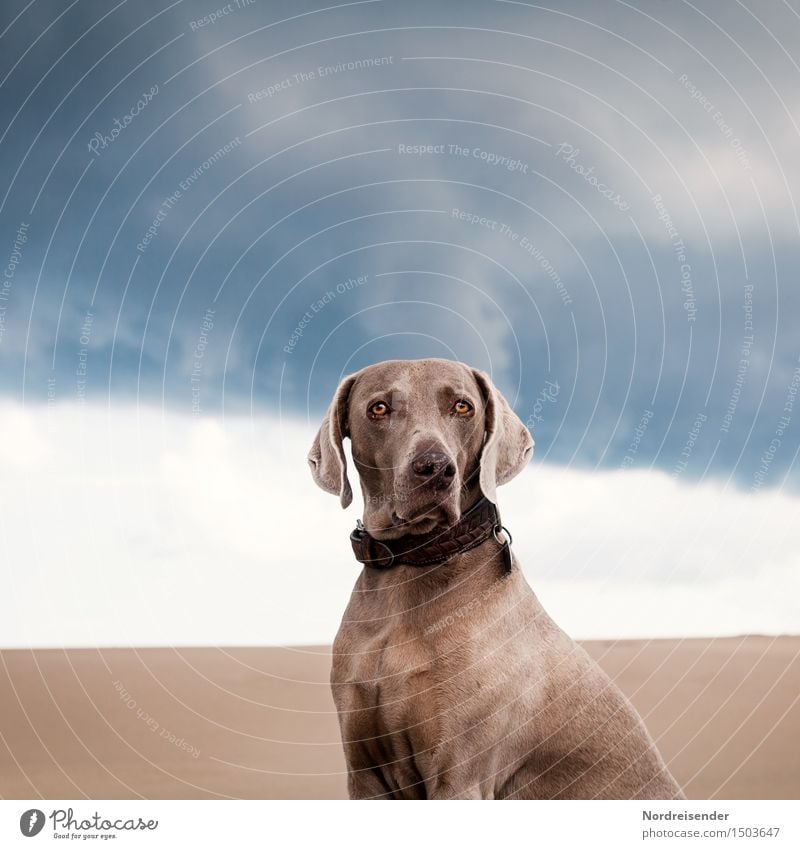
0,0,798,489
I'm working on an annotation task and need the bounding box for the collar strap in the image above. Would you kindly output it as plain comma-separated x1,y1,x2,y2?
350,496,513,572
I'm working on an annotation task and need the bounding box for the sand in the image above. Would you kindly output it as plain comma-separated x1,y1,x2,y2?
1,637,798,799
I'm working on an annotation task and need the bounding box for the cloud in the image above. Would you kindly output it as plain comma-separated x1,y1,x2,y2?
1,401,797,648
2,0,800,494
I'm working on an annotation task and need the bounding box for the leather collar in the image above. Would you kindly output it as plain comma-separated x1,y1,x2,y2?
350,496,513,572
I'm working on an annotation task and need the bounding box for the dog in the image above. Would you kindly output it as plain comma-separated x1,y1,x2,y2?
308,358,683,799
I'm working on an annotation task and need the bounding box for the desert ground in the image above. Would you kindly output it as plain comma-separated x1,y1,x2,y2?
1,636,798,799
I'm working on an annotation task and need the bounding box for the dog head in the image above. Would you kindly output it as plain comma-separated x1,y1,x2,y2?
308,358,533,539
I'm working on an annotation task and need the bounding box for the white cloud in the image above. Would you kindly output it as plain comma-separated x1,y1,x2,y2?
502,464,800,638
0,401,797,648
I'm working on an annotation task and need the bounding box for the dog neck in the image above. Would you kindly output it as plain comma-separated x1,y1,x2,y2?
349,496,513,573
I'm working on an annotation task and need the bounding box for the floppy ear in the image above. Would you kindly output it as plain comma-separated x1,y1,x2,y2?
307,374,357,508
471,369,534,504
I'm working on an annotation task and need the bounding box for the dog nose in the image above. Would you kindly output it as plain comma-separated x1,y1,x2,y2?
411,450,456,487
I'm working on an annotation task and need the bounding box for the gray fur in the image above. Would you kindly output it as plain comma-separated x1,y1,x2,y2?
310,358,683,799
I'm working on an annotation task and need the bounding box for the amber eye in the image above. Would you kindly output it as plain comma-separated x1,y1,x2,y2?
368,401,391,418
453,399,474,416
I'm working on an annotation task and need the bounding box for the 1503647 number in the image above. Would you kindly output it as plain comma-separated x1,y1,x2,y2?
735,827,781,838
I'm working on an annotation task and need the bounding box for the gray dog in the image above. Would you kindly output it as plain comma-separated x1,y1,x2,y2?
309,358,683,800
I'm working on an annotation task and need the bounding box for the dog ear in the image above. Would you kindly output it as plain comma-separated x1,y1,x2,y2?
471,369,534,504
308,374,357,508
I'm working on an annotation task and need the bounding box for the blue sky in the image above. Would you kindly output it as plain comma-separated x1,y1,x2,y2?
1,0,799,492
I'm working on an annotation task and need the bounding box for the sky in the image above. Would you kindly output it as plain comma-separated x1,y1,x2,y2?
0,0,799,645
1,403,798,647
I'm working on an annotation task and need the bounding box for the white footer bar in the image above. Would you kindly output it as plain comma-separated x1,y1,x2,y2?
1,799,797,848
